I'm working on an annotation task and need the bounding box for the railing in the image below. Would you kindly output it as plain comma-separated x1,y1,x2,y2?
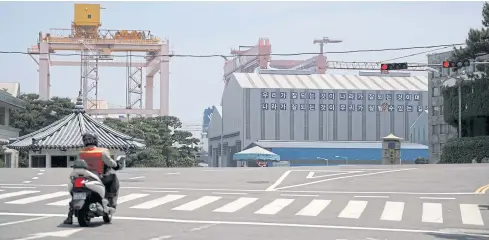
44,37,162,45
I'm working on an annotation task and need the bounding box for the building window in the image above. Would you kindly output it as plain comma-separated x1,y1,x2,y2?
0,107,5,125
440,105,444,115
88,14,92,19
31,155,46,168
432,106,440,116
432,87,440,96
433,125,439,134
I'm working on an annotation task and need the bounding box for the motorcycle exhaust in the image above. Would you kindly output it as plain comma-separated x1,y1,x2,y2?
89,203,105,216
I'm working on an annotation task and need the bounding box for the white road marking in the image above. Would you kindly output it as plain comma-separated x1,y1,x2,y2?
422,203,443,223
128,176,145,180
460,204,484,225
0,190,40,200
295,199,331,217
130,195,185,209
419,197,455,200
306,171,362,179
39,170,45,172
212,192,247,195
0,189,3,192
148,236,172,240
143,190,179,193
255,198,294,215
117,193,149,204
355,196,390,199
6,191,68,204
338,200,368,219
37,173,44,176
281,194,319,197
46,199,71,206
274,168,416,191
1,186,36,189
0,216,51,227
166,172,180,175
172,196,222,211
0,183,481,195
380,201,405,221
213,197,258,213
31,177,38,180
5,212,488,237
22,181,31,184
265,170,291,191
190,223,218,232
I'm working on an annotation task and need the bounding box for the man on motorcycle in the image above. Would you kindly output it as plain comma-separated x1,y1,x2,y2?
63,131,122,225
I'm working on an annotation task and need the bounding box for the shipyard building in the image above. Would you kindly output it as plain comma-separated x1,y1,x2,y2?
207,71,429,167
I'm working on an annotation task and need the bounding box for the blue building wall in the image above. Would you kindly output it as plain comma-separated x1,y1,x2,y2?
269,147,428,166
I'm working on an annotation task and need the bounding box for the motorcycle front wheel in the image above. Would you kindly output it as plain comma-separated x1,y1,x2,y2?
77,208,91,227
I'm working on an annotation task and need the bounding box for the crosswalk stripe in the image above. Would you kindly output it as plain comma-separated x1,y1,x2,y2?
295,199,331,217
47,199,71,206
338,200,368,219
460,204,484,225
213,197,258,213
422,203,443,223
173,196,222,211
118,193,149,204
380,201,405,221
0,191,40,200
5,191,68,204
130,194,185,209
255,198,295,215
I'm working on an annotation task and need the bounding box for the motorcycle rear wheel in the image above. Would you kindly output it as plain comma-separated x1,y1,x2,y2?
77,208,91,227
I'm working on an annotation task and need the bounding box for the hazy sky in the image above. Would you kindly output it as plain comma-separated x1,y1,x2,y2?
0,1,484,124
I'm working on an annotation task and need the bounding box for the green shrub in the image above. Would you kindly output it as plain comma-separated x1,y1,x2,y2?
414,157,429,164
440,136,489,163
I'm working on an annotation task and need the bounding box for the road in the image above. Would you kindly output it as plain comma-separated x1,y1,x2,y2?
0,164,488,240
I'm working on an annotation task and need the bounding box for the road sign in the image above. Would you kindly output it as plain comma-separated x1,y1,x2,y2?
256,160,267,167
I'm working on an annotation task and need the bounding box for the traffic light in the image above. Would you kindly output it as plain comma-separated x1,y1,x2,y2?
442,59,470,71
380,62,408,71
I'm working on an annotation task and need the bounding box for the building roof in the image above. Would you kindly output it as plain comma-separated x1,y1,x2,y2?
7,95,145,151
232,72,428,91
252,140,428,150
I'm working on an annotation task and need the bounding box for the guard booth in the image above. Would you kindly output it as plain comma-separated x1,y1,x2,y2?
381,133,402,165
233,146,282,167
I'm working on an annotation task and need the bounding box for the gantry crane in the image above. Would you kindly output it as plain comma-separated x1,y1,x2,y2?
28,3,171,116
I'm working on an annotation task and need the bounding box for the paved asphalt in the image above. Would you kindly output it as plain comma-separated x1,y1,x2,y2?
0,164,488,240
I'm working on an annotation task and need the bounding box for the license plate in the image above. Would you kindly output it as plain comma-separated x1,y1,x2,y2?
73,192,86,200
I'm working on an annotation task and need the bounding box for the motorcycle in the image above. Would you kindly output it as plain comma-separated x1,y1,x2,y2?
67,156,125,227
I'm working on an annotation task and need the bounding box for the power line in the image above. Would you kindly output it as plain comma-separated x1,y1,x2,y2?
0,43,465,59
381,46,453,62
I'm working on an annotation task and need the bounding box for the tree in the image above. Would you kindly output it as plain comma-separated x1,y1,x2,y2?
441,2,489,163
103,116,200,168
9,93,75,136
8,93,76,167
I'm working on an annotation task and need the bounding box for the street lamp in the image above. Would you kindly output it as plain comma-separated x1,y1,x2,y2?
317,157,329,166
335,155,348,165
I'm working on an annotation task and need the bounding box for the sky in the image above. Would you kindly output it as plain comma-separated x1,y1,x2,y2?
0,1,485,125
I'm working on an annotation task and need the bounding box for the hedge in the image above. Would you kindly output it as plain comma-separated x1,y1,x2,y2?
440,136,489,163
442,77,489,127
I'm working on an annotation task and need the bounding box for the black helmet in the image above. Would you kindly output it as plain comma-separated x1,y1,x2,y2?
82,131,98,147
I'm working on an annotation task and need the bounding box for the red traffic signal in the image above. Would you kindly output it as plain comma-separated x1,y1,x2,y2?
380,63,408,71
442,60,471,69
442,61,451,68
